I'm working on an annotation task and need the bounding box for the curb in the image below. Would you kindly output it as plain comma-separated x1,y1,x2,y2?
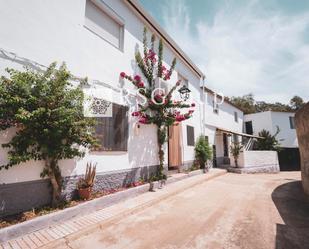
41,169,227,249
0,169,227,246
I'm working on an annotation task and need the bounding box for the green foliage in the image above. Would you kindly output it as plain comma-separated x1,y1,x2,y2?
77,162,97,189
0,63,97,205
194,136,212,169
290,95,305,111
230,142,243,167
255,127,281,151
123,27,194,180
229,94,256,114
229,93,306,114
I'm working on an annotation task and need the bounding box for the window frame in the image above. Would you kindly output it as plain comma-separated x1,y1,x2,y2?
93,103,129,152
186,125,195,146
213,101,219,114
84,0,125,51
289,116,295,129
234,111,238,122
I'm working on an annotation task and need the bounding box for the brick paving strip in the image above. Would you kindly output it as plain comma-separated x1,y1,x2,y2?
0,169,226,249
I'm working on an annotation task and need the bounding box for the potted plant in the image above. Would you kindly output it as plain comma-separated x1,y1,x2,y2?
230,142,243,168
77,162,97,200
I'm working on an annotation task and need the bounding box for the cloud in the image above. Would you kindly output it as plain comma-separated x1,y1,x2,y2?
161,0,309,103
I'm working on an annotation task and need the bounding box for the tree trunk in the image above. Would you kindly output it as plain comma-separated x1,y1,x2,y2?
157,125,167,179
45,158,62,207
234,158,238,168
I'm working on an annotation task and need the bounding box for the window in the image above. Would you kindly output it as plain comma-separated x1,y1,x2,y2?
94,103,128,151
187,125,195,146
234,111,238,122
85,0,124,50
245,121,253,135
205,136,209,145
289,116,295,129
213,101,219,114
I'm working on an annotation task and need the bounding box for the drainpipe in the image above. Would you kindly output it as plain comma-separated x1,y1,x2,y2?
202,75,206,137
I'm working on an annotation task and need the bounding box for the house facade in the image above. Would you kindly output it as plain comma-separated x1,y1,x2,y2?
0,0,244,217
202,89,244,166
244,111,300,170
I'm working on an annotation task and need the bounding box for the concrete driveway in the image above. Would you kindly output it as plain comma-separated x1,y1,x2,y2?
50,172,309,249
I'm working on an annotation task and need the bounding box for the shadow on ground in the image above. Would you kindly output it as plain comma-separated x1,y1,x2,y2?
272,181,309,249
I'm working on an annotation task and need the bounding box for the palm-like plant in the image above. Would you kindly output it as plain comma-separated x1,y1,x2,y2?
255,126,281,151
230,142,243,167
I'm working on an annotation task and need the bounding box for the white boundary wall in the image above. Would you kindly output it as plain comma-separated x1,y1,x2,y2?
230,151,280,170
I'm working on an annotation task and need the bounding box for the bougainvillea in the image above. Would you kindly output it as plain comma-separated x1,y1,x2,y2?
121,28,195,179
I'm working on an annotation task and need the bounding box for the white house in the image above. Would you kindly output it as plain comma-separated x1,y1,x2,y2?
244,111,300,171
0,0,251,217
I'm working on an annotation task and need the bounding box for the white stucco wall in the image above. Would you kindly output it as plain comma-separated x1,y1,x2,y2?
244,111,298,148
204,93,243,146
230,151,279,169
0,0,203,184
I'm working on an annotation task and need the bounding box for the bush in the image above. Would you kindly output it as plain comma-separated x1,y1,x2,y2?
255,126,281,151
194,136,212,169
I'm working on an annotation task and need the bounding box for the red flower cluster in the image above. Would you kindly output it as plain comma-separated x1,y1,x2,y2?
145,49,157,63
120,72,126,78
161,66,171,80
133,74,145,88
138,117,149,124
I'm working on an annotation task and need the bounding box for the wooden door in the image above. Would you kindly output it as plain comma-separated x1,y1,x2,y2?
168,124,182,168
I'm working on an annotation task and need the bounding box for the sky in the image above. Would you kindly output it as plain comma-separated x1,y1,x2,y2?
139,0,309,104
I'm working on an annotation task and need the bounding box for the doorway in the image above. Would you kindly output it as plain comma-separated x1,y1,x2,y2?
168,123,182,169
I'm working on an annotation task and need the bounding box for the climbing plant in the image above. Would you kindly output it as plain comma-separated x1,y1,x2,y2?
120,28,195,179
0,63,97,206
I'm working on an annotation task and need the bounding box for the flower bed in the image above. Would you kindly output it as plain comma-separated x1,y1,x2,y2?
0,181,145,229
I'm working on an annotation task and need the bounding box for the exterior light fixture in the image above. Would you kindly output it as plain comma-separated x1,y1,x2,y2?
178,85,191,101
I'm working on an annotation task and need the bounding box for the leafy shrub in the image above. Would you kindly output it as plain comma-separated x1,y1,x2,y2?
255,126,281,151
194,136,212,169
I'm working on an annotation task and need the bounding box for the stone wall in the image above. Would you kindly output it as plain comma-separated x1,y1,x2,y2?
0,165,158,218
295,103,309,196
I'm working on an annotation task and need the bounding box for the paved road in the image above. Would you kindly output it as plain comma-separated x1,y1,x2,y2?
51,172,309,249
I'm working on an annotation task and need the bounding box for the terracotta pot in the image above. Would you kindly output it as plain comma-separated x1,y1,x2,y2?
78,187,92,200
149,182,154,192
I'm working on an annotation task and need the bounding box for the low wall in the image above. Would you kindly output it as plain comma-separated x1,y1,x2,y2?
230,151,280,173
0,165,158,218
295,103,309,195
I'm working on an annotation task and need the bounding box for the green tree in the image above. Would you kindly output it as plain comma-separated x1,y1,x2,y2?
230,94,296,113
120,28,194,179
255,126,281,151
194,136,212,169
0,63,97,206
229,94,256,114
290,95,305,111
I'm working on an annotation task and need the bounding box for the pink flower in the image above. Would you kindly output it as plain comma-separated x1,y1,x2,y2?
132,111,140,117
134,75,141,82
161,65,167,71
139,117,148,124
138,82,144,88
120,72,126,78
175,115,185,122
191,103,195,107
